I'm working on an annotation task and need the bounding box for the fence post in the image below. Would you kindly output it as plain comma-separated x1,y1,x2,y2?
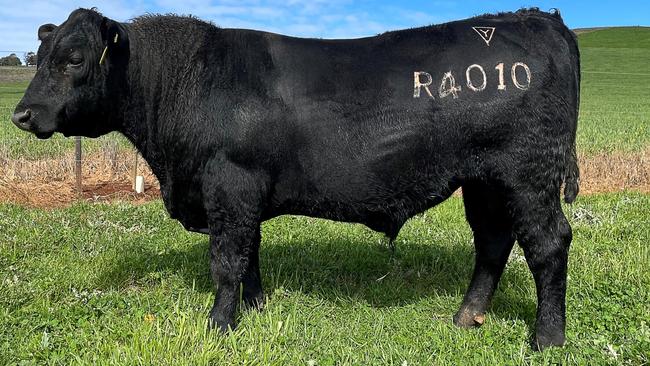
132,148,139,190
74,136,82,194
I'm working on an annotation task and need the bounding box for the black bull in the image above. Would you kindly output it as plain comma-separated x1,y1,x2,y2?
12,8,580,350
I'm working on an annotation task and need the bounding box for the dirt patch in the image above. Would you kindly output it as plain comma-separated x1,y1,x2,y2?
0,149,647,208
0,179,160,208
578,148,649,194
1,149,161,208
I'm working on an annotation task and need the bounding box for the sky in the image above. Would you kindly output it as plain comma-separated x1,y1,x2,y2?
1,0,648,57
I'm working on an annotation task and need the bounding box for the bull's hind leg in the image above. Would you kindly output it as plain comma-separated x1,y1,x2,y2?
241,228,265,310
510,190,572,351
454,183,515,328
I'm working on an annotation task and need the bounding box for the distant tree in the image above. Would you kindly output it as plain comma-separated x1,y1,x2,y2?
24,52,37,67
0,53,22,66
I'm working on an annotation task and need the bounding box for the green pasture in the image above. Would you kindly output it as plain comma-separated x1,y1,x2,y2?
0,194,648,364
578,27,650,153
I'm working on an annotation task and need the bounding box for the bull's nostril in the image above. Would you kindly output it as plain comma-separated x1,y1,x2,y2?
19,109,32,123
11,109,32,125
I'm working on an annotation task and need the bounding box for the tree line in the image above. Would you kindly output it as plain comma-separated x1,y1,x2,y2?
0,52,36,66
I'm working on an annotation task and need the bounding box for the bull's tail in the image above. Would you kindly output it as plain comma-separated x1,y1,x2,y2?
559,12,581,204
563,145,579,203
515,9,581,203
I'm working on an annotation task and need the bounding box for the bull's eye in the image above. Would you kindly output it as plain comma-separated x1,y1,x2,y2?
68,55,83,67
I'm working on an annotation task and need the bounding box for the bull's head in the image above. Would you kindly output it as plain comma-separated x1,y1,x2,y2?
11,9,129,139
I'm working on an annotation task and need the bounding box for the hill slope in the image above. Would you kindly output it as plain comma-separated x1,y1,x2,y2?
577,27,650,153
578,26,650,48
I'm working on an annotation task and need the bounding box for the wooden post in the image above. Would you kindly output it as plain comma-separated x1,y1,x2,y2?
74,136,82,194
132,148,139,190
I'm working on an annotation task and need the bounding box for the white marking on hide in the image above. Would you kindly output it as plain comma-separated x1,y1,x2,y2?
472,26,495,46
439,71,461,99
465,64,487,92
414,71,434,98
512,62,531,90
495,62,506,90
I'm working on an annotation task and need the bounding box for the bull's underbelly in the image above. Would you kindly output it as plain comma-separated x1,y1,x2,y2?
164,181,453,237
270,173,458,239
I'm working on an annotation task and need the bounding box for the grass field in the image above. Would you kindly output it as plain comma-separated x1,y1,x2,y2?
578,27,650,153
1,27,649,365
1,194,648,364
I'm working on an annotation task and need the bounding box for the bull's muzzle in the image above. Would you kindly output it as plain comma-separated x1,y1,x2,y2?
11,109,32,130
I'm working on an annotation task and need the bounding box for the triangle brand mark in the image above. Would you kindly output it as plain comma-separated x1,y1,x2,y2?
472,26,496,46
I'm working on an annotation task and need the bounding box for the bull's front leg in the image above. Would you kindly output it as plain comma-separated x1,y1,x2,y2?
203,159,267,332
241,228,264,310
208,222,260,332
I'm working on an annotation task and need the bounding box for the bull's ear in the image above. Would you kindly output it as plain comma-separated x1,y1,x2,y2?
100,17,128,48
99,17,129,65
38,24,57,41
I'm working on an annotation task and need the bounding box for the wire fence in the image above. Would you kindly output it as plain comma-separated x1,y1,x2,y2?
0,134,161,207
1,137,128,179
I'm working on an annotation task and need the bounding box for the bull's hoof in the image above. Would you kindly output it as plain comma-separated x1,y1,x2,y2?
207,312,236,333
532,332,565,351
452,309,486,328
243,294,265,312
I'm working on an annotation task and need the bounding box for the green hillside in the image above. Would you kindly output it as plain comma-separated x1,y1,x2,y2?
578,26,650,48
577,27,650,153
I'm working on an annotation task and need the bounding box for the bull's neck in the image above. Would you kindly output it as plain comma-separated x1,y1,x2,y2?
112,23,256,183
114,47,162,180
114,24,217,181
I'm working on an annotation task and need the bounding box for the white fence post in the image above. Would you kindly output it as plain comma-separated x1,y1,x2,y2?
74,136,82,194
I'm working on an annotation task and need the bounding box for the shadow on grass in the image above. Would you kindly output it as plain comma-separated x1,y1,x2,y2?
94,231,537,327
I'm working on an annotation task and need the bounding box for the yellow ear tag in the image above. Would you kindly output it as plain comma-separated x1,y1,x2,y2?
99,34,119,65
99,46,108,65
